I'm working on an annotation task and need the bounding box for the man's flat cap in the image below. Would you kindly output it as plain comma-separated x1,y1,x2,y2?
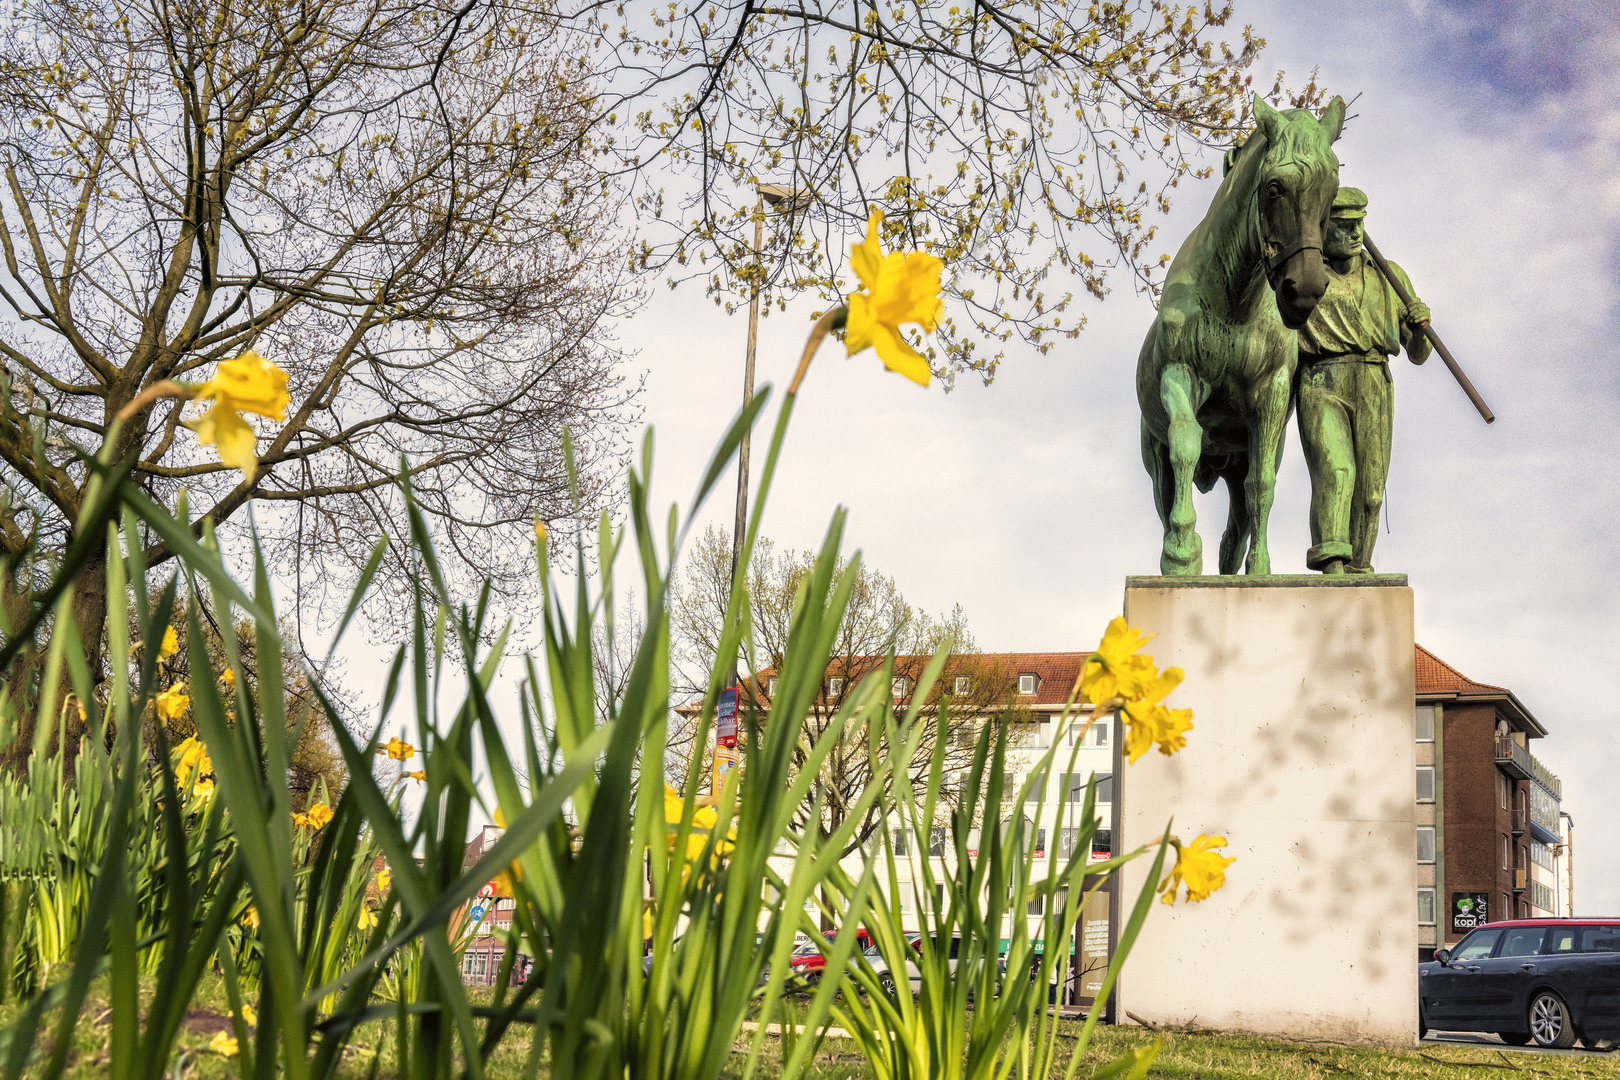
1331,186,1368,219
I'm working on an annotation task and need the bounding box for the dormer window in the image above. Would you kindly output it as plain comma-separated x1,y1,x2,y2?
892,676,912,699
953,675,972,696
1018,673,1038,695
828,676,846,698
767,675,779,697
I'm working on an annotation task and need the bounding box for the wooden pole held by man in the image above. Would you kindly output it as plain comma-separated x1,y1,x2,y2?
1363,234,1495,424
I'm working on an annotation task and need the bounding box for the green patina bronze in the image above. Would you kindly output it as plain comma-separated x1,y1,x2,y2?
1137,95,1345,576
1296,186,1431,574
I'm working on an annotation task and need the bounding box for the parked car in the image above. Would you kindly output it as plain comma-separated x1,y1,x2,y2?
1419,919,1620,1049
863,934,1003,1000
786,928,875,987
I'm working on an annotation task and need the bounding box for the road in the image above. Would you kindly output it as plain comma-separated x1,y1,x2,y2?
1424,1031,1617,1059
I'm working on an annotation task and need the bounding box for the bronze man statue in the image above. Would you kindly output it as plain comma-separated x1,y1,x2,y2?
1296,187,1431,574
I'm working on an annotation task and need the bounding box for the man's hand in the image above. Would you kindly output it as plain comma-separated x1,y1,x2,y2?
1405,299,1431,327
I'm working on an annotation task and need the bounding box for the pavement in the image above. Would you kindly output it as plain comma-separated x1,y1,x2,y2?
1423,1031,1618,1059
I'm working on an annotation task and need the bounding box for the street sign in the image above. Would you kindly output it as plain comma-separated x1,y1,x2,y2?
717,687,738,747
478,883,497,898
470,905,487,920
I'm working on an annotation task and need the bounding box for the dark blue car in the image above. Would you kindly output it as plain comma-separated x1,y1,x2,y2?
1420,919,1620,1049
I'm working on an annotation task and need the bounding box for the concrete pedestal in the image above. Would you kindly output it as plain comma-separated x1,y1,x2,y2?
1116,575,1417,1046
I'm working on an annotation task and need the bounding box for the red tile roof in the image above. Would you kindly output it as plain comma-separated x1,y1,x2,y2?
1414,644,1508,696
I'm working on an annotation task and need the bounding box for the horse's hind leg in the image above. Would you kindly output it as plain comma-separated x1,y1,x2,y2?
1217,452,1253,575
1158,364,1205,575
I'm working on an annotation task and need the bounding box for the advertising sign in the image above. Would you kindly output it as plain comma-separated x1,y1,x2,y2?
1451,892,1490,933
717,687,738,747
713,745,739,793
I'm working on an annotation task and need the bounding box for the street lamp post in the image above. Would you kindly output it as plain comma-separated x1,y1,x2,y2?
728,184,810,683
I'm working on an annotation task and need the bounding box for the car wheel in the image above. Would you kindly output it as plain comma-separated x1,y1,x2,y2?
1528,992,1577,1049
877,972,897,998
1498,1031,1531,1046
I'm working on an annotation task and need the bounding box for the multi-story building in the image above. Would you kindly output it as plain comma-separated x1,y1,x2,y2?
458,823,527,986
1414,645,1572,962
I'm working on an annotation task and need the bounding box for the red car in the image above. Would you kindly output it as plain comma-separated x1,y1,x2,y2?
787,929,875,986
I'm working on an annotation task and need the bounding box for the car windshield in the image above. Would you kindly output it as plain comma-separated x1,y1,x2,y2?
792,938,827,956
1452,929,1502,962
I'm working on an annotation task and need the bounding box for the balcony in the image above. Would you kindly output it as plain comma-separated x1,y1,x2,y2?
1513,868,1528,892
1496,735,1533,780
1511,808,1527,836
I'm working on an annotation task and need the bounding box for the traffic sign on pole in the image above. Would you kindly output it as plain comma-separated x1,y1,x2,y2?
717,687,738,747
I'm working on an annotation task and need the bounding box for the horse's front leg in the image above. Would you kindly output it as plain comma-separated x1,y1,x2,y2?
1244,363,1294,574
1160,363,1204,575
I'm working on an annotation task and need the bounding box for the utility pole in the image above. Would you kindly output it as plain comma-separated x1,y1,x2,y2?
729,193,766,617
727,184,810,686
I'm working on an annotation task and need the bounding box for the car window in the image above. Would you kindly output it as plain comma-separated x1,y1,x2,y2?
1499,927,1547,957
1453,929,1502,962
1581,926,1620,953
1549,928,1578,953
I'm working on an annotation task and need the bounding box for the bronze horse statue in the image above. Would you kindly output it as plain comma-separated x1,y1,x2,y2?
1138,96,1346,575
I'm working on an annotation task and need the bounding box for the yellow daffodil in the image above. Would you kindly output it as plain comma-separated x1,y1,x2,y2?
292,812,309,827
197,350,290,420
184,350,290,483
187,405,259,480
1078,618,1160,705
172,735,211,785
156,682,190,721
357,905,379,930
843,211,945,386
67,696,87,723
663,785,736,865
407,770,426,783
383,736,415,761
377,869,392,895
1122,667,1194,763
191,777,216,802
221,668,236,688
304,801,334,829
209,1031,239,1056
242,905,260,928
240,1004,256,1026
1158,834,1236,905
157,625,179,660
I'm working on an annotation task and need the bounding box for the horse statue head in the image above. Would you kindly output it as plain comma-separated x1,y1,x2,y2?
1249,96,1346,329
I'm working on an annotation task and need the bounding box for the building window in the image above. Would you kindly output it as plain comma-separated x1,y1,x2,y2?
1018,673,1038,695
1418,888,1437,926
767,675,779,697
893,828,909,857
1034,828,1046,858
1532,840,1553,870
827,676,845,698
953,675,972,695
1415,705,1435,742
1022,767,1048,803
892,676,912,699
1091,829,1112,860
929,827,948,857
1069,718,1111,747
1417,826,1436,863
1501,774,1509,810
1028,894,1045,916
1058,827,1080,859
1502,834,1511,871
1416,766,1435,802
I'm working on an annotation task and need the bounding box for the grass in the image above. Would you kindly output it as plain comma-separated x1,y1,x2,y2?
9,974,1619,1079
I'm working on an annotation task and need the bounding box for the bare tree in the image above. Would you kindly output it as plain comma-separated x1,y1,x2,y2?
0,0,639,661
562,1,1318,383
672,527,1029,856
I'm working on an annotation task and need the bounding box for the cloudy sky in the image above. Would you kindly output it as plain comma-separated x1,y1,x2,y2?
606,1,1620,909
